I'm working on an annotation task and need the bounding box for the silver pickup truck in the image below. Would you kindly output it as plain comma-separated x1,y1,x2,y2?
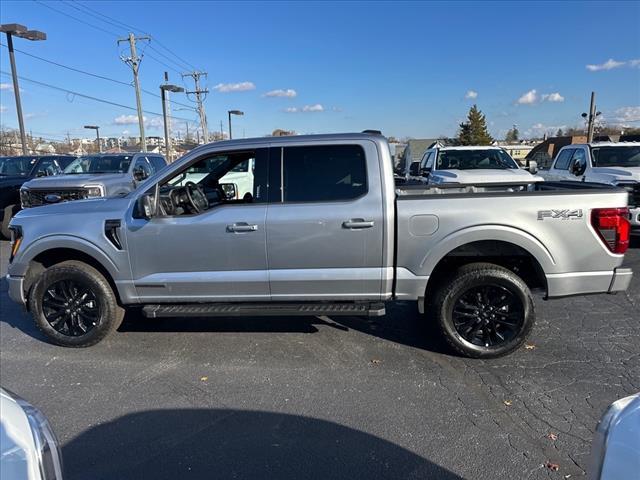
6,133,633,358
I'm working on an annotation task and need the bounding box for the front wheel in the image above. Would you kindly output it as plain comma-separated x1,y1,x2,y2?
433,263,535,358
29,261,124,347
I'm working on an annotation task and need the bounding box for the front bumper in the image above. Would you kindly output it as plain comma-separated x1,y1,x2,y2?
7,274,26,305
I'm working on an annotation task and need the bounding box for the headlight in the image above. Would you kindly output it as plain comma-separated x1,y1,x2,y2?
83,184,105,198
20,188,31,208
9,225,23,263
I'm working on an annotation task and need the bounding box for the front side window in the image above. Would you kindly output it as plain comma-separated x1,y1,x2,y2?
282,145,367,202
570,149,587,172
554,149,575,170
149,149,266,216
147,156,167,172
436,149,519,170
33,158,62,177
591,146,640,167
64,155,132,174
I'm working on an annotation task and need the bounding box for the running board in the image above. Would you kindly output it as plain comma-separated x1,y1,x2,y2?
142,302,386,318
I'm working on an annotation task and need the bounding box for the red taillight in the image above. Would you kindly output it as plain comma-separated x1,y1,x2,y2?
591,208,631,254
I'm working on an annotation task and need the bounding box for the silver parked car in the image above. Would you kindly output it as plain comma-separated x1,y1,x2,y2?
5,132,633,357
19,153,166,208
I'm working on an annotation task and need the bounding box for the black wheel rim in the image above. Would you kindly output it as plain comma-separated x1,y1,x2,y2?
42,279,101,336
452,284,524,348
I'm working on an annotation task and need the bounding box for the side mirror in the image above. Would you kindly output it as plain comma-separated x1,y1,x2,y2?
528,160,538,174
219,183,237,200
409,163,420,176
420,166,432,177
133,167,147,182
571,160,585,176
136,184,160,219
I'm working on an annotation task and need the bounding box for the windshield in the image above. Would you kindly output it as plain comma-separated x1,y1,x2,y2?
0,156,34,176
591,146,640,168
64,155,132,174
436,149,519,170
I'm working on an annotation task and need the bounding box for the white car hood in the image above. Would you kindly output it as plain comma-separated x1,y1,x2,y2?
588,166,640,183
430,168,543,184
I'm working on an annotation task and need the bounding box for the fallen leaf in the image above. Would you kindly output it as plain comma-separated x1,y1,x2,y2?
564,475,571,479
524,344,536,350
546,462,560,472
547,432,558,441
370,359,382,365
503,400,513,406
200,376,208,382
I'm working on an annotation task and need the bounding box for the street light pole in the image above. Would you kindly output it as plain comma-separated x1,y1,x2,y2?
1,24,46,155
228,110,244,140
84,125,101,152
581,92,602,143
160,83,185,161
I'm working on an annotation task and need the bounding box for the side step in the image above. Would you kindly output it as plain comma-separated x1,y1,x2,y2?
142,302,386,319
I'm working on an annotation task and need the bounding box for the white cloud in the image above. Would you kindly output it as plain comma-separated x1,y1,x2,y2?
517,89,538,105
541,92,565,103
331,106,342,112
0,104,6,113
284,104,325,113
586,58,627,71
113,114,141,125
525,122,568,138
213,81,256,93
465,90,478,99
0,83,12,90
610,106,640,123
302,104,324,112
630,59,640,68
263,88,297,98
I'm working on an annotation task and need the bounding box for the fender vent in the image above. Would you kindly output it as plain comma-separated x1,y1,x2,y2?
104,219,123,250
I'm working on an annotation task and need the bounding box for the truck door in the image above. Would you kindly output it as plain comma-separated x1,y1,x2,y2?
125,148,271,302
266,142,385,300
548,148,575,181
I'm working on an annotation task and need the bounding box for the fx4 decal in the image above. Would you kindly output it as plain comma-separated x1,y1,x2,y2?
537,209,583,221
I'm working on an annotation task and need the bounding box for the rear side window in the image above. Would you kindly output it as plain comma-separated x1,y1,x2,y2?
554,149,574,170
282,145,367,202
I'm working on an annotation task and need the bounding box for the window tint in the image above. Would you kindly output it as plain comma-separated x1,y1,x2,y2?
425,152,436,169
148,156,166,172
34,158,61,177
282,145,367,202
554,149,574,170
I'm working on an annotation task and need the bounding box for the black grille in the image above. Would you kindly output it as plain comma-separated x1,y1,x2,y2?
630,184,640,207
27,188,89,206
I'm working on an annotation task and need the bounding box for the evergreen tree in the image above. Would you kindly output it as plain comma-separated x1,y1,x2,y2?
556,128,564,137
457,105,493,145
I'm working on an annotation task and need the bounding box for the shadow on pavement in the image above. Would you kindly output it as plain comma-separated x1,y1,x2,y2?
62,409,464,480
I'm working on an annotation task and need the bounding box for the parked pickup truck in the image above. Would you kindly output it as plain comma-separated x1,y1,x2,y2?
538,142,640,227
409,146,542,186
6,133,633,358
0,155,76,239
19,152,166,209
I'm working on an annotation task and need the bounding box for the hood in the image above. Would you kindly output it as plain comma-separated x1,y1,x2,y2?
430,168,543,184
13,195,131,219
0,174,29,188
21,172,129,189
589,166,640,183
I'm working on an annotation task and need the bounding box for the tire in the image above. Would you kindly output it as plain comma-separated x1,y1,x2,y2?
29,261,124,347
1,204,16,240
432,262,535,359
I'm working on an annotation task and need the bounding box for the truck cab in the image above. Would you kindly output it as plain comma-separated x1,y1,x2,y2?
540,142,640,227
412,146,541,186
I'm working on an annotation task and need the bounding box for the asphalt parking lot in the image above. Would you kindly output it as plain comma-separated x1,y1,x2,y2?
1,237,638,480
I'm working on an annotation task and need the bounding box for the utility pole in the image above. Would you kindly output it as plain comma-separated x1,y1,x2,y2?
582,92,601,143
183,71,209,143
118,33,150,152
160,79,184,162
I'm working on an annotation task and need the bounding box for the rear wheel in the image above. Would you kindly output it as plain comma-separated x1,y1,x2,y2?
433,263,535,358
29,261,124,347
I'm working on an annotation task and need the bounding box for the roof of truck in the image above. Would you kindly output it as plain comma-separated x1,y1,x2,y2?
207,132,384,146
436,146,503,151
570,142,640,148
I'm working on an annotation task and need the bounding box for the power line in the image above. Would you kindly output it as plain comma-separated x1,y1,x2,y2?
32,0,120,38
72,0,198,71
0,70,196,122
0,42,195,110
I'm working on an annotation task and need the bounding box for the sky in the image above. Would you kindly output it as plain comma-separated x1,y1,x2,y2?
0,0,639,143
